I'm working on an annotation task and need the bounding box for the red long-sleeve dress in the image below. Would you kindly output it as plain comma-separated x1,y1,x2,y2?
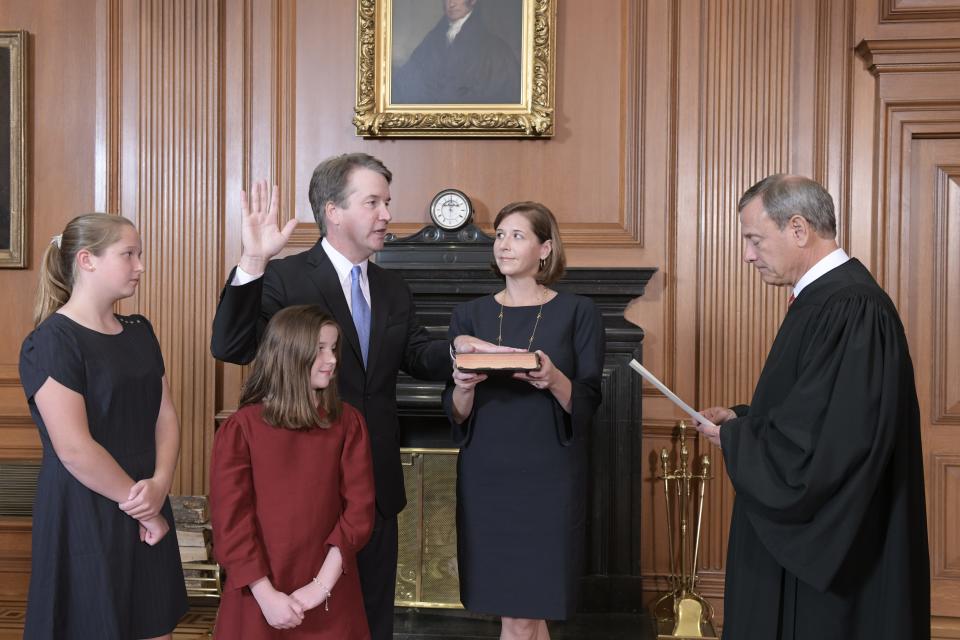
210,402,375,639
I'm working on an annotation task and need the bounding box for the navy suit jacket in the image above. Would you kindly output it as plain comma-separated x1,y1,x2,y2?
211,241,450,517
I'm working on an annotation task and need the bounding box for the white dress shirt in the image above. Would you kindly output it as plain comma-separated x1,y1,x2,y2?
231,238,371,312
446,11,473,44
792,247,850,298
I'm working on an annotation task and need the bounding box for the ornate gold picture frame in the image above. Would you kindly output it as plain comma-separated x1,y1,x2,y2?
1,31,27,268
354,0,556,138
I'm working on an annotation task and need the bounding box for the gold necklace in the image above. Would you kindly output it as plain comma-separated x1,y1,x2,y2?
497,288,546,350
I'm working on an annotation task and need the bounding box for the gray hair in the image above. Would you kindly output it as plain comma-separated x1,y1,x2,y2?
307,153,392,235
737,174,836,238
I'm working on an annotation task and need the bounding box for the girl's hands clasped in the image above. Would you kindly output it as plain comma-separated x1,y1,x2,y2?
119,476,168,520
250,578,305,630
137,514,169,546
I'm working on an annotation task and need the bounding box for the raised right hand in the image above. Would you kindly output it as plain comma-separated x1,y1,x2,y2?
238,180,298,276
251,580,305,630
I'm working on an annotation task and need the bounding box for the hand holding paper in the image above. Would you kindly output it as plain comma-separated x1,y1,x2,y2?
627,359,717,429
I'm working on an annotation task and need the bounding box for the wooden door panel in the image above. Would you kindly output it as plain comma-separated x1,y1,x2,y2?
907,138,960,616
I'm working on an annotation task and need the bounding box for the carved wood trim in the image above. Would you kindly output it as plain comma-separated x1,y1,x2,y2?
118,0,224,495
273,0,299,249
933,167,960,424
856,38,960,76
880,0,960,23
0,367,37,460
932,455,960,578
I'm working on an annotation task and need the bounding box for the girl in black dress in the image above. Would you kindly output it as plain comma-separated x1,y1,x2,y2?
444,202,605,640
18,214,187,639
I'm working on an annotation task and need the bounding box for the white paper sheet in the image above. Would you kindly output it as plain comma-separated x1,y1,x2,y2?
628,359,717,428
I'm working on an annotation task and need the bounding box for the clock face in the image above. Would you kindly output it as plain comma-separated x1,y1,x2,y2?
430,189,473,231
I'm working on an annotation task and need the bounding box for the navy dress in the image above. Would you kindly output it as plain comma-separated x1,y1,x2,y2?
442,292,605,620
18,313,187,640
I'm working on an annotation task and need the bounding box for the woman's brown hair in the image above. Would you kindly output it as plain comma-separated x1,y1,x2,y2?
491,201,567,286
33,214,137,327
239,305,343,429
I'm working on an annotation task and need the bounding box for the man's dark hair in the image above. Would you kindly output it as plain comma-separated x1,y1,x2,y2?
308,153,392,235
737,174,837,238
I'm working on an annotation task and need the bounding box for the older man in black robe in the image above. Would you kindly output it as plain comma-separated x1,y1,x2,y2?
695,174,930,639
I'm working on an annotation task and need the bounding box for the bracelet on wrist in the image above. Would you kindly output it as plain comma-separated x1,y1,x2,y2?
311,576,332,611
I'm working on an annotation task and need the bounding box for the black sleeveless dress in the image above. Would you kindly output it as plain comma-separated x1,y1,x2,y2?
18,313,187,639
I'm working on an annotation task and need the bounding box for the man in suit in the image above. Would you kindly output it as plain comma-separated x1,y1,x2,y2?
211,153,494,639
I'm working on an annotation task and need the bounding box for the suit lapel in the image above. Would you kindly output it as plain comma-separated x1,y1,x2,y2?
366,262,391,376
305,245,364,367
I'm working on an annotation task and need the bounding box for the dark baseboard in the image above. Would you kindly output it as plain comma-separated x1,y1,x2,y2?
578,575,647,613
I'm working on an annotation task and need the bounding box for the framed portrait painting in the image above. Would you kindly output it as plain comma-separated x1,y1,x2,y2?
354,0,557,137
1,31,27,268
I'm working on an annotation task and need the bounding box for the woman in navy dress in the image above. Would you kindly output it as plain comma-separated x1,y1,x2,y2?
18,214,187,639
444,202,605,640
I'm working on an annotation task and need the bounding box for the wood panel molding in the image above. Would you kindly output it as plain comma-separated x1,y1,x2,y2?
932,455,960,578
933,167,960,424
0,367,38,461
856,38,960,75
880,0,960,23
813,0,855,246
116,0,224,495
275,0,647,250
0,517,31,601
853,38,960,620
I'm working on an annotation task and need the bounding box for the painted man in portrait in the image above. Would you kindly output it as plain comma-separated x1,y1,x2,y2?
392,0,521,105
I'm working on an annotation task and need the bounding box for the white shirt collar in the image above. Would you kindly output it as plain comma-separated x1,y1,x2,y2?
446,11,473,43
321,238,368,286
793,247,849,298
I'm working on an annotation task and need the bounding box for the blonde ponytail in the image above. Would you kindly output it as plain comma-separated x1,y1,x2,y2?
33,214,136,327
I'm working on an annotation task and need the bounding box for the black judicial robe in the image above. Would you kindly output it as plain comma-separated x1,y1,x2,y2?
719,259,929,640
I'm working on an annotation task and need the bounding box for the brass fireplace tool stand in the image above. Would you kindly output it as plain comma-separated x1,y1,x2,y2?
652,421,718,639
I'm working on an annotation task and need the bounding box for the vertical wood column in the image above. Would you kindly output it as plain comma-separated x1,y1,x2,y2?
696,0,795,580
114,0,223,495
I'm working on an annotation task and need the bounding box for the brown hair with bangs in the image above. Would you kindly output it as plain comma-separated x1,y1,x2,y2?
239,305,343,430
491,201,567,286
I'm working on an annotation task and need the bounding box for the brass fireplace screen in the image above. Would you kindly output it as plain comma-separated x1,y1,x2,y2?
396,448,461,608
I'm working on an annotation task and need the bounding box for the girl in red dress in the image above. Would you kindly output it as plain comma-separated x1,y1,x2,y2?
211,305,375,639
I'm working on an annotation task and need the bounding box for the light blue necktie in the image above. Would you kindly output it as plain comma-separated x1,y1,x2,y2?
350,265,371,366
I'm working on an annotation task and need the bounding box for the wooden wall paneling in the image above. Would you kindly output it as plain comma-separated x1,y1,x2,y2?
880,0,960,23
289,0,642,254
0,0,101,464
855,36,960,633
905,139,960,619
0,365,34,462
114,0,224,495
857,0,960,41
812,0,855,249
670,0,856,624
0,518,31,601
695,0,798,614
0,0,102,601
635,0,691,609
218,0,286,417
